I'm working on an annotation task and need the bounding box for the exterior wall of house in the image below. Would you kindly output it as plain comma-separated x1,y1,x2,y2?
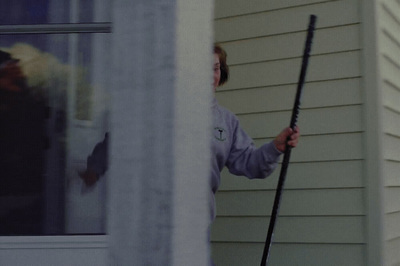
379,1,400,265
211,1,366,265
1,1,398,265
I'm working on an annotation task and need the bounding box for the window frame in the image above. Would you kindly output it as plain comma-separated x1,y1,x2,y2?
0,13,111,259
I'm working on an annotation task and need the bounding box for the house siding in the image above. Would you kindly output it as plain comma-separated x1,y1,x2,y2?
379,1,400,265
212,0,365,265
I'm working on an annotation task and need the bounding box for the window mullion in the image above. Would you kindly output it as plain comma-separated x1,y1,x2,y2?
0,23,111,34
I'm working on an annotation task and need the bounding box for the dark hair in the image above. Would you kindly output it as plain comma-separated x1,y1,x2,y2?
214,44,229,86
0,50,12,65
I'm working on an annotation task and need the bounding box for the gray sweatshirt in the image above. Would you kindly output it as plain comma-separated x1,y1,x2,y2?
210,98,282,221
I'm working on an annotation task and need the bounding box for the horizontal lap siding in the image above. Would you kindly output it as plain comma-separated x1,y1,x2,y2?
252,133,363,162
212,216,364,243
379,1,400,265
212,0,365,265
239,106,363,137
212,242,364,266
220,25,360,65
222,51,360,90
386,238,400,266
384,161,400,187
214,0,330,18
217,78,362,114
382,82,400,114
215,1,359,42
215,189,364,217
220,160,363,190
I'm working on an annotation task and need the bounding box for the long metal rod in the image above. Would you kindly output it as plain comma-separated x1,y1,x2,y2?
260,14,317,266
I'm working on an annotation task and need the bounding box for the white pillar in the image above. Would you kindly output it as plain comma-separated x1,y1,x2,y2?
108,1,213,265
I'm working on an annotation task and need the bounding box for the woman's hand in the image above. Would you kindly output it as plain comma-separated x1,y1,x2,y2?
79,168,99,186
273,126,300,152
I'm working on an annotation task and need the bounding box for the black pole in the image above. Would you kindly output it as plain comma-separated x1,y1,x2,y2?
260,14,317,266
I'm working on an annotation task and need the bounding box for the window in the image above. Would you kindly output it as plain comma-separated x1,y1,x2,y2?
0,0,111,235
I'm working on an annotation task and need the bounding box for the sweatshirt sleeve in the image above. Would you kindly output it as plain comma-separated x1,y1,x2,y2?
225,121,282,179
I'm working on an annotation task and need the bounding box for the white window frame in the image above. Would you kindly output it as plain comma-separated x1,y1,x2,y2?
0,6,111,265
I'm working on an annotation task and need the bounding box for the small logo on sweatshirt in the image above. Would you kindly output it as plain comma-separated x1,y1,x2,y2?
214,127,226,141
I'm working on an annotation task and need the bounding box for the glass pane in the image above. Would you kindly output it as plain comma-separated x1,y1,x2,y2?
0,32,111,235
0,0,111,25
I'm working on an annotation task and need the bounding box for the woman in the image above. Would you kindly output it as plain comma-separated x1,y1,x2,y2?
210,44,300,221
0,50,47,234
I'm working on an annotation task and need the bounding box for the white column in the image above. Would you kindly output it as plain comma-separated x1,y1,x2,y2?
172,0,214,265
108,1,213,265
361,1,385,266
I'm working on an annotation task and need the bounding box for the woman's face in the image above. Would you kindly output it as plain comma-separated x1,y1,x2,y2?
213,53,221,91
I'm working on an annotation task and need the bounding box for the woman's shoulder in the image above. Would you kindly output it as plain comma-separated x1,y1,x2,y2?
213,101,240,127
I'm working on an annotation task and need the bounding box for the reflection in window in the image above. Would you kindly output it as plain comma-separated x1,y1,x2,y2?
0,0,111,235
0,0,53,25
0,0,110,25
